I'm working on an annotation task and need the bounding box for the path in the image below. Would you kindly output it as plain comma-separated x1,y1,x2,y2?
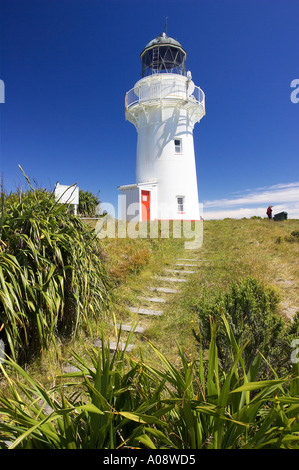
95,255,199,354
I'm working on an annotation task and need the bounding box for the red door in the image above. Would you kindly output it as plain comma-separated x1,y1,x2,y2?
141,190,150,221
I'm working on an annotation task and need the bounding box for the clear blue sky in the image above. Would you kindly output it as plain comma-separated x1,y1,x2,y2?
0,0,298,218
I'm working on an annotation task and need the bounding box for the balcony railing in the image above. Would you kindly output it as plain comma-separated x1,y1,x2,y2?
126,77,205,110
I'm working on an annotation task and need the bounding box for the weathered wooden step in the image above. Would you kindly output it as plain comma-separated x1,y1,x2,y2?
155,276,187,283
149,286,179,294
116,323,146,334
94,338,135,352
129,307,163,316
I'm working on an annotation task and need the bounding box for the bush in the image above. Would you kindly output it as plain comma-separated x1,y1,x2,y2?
78,190,100,217
193,277,292,377
285,231,299,243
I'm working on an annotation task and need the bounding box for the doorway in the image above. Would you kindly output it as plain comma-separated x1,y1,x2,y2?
141,190,150,221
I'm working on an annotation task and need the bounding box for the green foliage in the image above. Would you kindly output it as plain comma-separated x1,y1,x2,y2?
0,181,111,363
1,320,299,449
78,190,100,217
192,278,293,377
0,326,171,449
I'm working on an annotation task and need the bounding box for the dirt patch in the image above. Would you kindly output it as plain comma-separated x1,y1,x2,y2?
280,301,299,320
275,278,295,288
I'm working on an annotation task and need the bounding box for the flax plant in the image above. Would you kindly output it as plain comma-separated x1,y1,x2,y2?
0,174,111,362
0,325,170,449
1,319,299,449
132,313,299,449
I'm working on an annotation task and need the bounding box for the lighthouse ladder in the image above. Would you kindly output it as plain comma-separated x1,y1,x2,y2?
152,48,159,73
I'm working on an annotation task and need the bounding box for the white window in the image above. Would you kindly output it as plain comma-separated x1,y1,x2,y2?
174,138,182,154
177,196,185,212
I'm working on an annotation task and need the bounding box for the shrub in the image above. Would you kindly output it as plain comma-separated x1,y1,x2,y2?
285,231,299,243
192,277,292,377
78,190,100,217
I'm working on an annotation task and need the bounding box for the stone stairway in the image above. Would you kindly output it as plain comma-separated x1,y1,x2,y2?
94,255,199,354
61,256,200,375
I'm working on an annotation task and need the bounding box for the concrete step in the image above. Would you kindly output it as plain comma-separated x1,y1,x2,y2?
62,364,82,374
62,364,96,377
165,269,195,274
94,338,135,352
129,306,163,316
176,258,199,262
174,263,198,267
141,296,166,303
155,276,187,282
116,323,146,333
149,286,179,294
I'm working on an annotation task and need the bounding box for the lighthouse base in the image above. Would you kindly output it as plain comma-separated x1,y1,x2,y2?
118,181,200,222
118,181,158,222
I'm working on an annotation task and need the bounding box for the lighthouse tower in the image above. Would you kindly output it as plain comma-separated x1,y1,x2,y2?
119,32,205,222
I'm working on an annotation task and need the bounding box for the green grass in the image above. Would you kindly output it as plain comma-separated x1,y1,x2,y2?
199,218,299,299
142,218,299,363
91,217,299,371
60,217,299,369
1,198,298,371
1,197,299,448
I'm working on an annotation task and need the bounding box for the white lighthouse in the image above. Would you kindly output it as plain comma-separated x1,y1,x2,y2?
119,32,205,222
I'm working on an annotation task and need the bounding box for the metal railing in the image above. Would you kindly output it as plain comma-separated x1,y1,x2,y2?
126,77,205,110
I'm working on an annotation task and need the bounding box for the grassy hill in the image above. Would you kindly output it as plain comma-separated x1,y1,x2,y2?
192,217,299,321
1,201,299,448
98,217,299,367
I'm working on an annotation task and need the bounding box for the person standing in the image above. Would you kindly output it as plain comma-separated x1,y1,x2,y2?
266,205,273,219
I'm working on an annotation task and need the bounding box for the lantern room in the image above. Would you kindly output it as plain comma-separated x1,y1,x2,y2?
140,32,187,77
